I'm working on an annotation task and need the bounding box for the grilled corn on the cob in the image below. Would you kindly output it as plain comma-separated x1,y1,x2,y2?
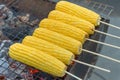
40,18,88,43
22,36,74,65
9,43,67,77
33,28,82,55
48,10,95,34
56,1,101,26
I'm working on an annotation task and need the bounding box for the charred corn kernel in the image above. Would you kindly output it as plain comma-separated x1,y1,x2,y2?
48,10,95,34
9,43,67,77
56,1,101,26
40,18,88,43
22,36,74,65
33,28,82,55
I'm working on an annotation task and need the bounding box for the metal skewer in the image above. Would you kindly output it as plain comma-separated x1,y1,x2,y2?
65,71,82,80
72,59,110,73
94,30,120,40
82,49,120,63
100,21,120,30
86,38,120,50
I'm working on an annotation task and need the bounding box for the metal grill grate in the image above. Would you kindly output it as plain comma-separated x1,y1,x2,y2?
83,0,113,17
0,0,113,80
67,0,114,17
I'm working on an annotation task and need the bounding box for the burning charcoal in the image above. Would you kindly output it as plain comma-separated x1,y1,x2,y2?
0,75,5,80
2,24,32,41
33,72,54,80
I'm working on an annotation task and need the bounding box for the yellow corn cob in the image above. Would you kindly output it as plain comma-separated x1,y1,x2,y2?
9,43,67,77
22,36,74,65
33,28,82,55
48,10,95,34
56,1,101,26
39,18,88,43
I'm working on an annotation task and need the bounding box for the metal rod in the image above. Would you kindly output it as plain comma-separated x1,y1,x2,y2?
65,71,82,80
82,49,120,63
100,21,120,30
95,30,120,40
86,38,120,50
72,59,110,73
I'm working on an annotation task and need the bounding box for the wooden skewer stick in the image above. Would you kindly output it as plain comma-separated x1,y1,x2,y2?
72,59,110,73
100,21,120,30
86,38,120,50
82,49,120,63
65,71,82,80
94,30,120,40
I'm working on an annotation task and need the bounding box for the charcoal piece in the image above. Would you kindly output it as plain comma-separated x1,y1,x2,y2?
0,75,5,80
0,40,13,49
0,40,13,58
33,72,54,80
2,24,32,41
